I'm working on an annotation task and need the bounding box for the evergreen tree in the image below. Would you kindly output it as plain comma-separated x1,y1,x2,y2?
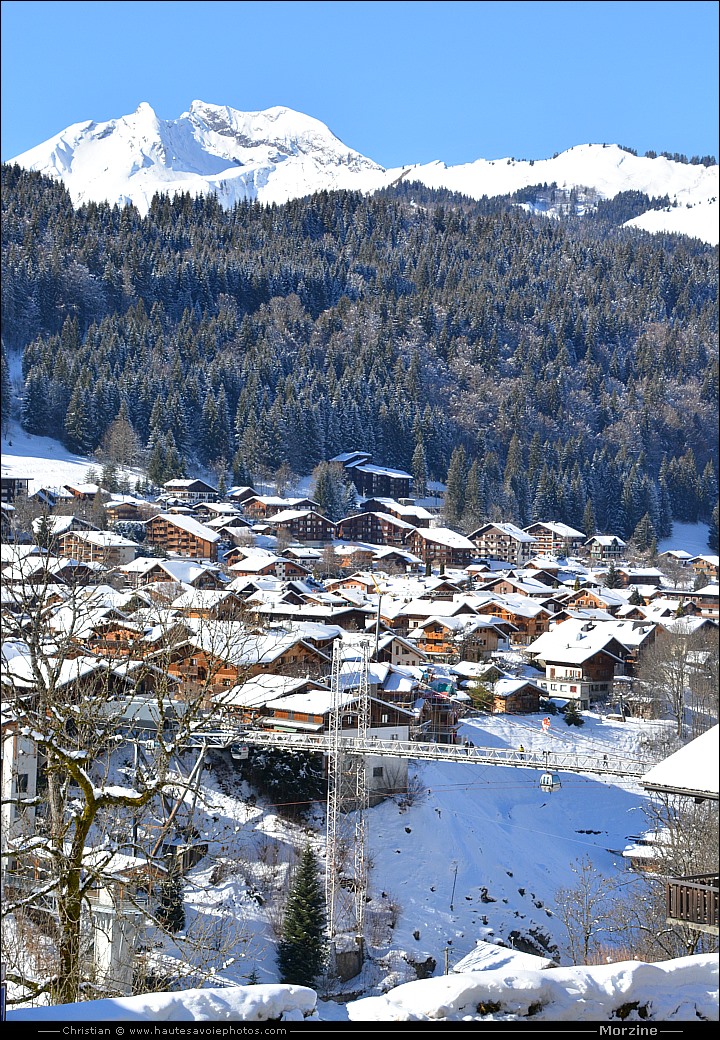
582,498,596,538
311,462,356,521
411,439,428,500
631,512,657,555
443,445,467,527
156,860,185,933
564,702,585,727
604,561,623,589
0,342,10,434
63,385,93,454
709,501,719,552
276,845,327,987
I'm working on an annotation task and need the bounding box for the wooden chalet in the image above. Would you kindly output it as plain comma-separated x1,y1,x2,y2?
162,479,218,503
690,555,720,583
144,513,220,561
341,460,412,500
164,629,330,700
120,557,227,590
226,486,259,506
359,498,433,529
336,511,416,547
585,535,628,562
405,526,476,568
473,596,552,645
58,530,138,568
526,619,630,708
63,482,100,502
264,508,336,545
561,586,627,616
523,521,585,558
639,726,719,938
242,496,318,521
491,678,544,715
1,477,30,504
469,522,537,566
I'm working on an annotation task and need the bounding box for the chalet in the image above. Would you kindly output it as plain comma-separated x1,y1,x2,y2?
63,482,101,502
210,673,329,727
526,619,630,708
585,535,628,562
30,485,75,509
103,496,156,524
492,678,544,715
523,521,585,558
58,529,138,568
410,615,510,662
473,593,552,645
164,624,331,699
228,550,297,579
32,515,99,542
264,508,336,545
405,526,476,569
373,546,424,572
162,479,218,503
329,451,372,468
639,726,718,938
615,566,665,589
170,589,245,620
344,461,412,500
374,632,430,669
359,497,434,529
561,585,627,616
477,573,560,599
687,582,719,619
120,557,226,590
242,496,319,521
144,513,220,561
690,555,720,583
1,477,30,504
336,511,415,547
226,486,259,506
469,522,537,566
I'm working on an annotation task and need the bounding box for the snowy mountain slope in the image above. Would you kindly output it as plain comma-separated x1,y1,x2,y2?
8,101,719,243
9,100,387,213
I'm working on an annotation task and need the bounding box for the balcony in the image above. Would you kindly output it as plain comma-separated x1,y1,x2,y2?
666,874,719,936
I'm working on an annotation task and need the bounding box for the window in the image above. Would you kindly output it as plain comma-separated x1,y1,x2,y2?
16,773,29,793
381,714,389,724
372,766,384,778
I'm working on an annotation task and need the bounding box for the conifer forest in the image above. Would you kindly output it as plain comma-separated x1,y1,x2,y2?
1,163,718,541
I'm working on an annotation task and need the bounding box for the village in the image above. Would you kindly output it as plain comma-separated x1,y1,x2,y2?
1,450,719,1002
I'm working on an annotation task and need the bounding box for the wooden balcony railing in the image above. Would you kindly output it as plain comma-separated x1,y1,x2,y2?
666,874,719,936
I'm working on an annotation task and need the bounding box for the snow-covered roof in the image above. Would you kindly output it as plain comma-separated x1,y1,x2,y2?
640,726,719,800
526,521,585,538
411,527,477,550
151,513,221,542
473,521,536,543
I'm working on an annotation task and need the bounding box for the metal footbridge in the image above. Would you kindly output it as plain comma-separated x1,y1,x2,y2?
190,726,652,780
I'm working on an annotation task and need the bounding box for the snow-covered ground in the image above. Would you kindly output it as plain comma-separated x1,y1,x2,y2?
8,952,718,1022
1,420,143,493
7,713,718,1023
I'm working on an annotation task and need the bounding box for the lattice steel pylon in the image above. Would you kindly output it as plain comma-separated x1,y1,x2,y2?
325,635,371,950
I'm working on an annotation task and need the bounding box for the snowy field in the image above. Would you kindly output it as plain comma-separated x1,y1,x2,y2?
9,712,718,1024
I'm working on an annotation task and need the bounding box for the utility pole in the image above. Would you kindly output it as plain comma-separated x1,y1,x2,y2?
325,636,370,956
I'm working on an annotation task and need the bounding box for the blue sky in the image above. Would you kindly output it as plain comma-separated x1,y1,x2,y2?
1,0,718,166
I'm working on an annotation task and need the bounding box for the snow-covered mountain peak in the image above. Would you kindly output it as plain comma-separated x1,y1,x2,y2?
7,103,718,242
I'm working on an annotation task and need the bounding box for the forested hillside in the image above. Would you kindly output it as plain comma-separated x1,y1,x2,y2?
1,163,717,541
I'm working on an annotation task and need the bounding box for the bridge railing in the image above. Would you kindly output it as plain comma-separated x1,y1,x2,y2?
200,727,650,778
